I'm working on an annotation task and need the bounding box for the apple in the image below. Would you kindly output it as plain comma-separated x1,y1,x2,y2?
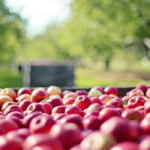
31,88,48,103
16,94,31,103
139,136,150,150
22,111,42,127
52,105,67,114
83,111,100,120
88,89,102,97
80,131,116,150
83,115,102,130
61,90,71,98
76,90,87,96
29,114,56,133
0,135,23,150
110,141,139,150
7,111,24,119
91,86,105,94
105,98,124,108
99,94,112,103
17,87,32,96
73,95,92,110
127,96,146,109
90,97,102,105
69,144,84,150
19,100,32,112
47,97,64,108
122,95,132,105
63,92,78,101
0,88,17,101
30,145,54,150
26,103,46,114
104,86,118,96
86,103,102,113
0,118,19,135
144,99,150,114
4,105,22,115
0,95,13,106
6,128,30,140
137,84,148,95
99,116,133,142
98,107,120,122
40,102,52,114
129,88,144,97
65,105,82,115
1,101,18,112
140,117,150,134
53,113,67,121
63,97,76,105
122,109,143,122
59,114,84,129
47,85,62,96
24,133,64,150
49,123,82,149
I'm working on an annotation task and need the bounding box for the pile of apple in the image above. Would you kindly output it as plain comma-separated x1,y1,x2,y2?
1,84,150,149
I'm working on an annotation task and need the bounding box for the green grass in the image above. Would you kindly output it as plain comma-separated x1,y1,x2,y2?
0,59,150,88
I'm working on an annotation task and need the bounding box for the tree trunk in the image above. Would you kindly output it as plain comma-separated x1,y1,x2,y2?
105,57,111,71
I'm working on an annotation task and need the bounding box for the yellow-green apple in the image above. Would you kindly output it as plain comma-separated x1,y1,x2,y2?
47,85,62,96
17,87,32,96
31,88,48,103
127,96,146,109
110,141,139,150
88,89,102,98
65,105,82,116
0,88,17,101
47,97,63,108
49,123,82,150
104,86,118,96
73,95,92,110
29,114,56,134
137,84,148,95
24,133,64,150
63,92,78,101
91,86,105,94
80,131,116,150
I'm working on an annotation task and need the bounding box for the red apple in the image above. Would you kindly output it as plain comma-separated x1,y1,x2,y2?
127,96,146,109
63,97,76,105
74,95,92,110
86,103,102,113
65,105,82,115
29,114,56,133
144,99,150,114
7,111,24,119
26,103,46,114
83,111,100,120
19,100,32,112
104,86,118,96
91,86,105,94
31,88,48,103
63,92,78,101
140,117,150,134
49,123,82,149
110,141,139,150
76,90,87,96
0,95,13,106
91,97,102,105
137,84,148,95
47,97,63,108
4,105,22,115
40,102,52,114
16,94,31,103
139,136,150,150
105,98,124,108
98,107,120,122
52,105,67,114
24,133,64,150
1,101,17,112
17,87,32,96
99,94,112,103
53,113,67,121
129,88,144,97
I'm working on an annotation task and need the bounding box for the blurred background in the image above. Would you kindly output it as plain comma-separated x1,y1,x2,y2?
1,0,150,88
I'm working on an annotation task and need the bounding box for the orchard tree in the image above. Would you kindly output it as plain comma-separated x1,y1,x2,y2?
0,0,26,65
